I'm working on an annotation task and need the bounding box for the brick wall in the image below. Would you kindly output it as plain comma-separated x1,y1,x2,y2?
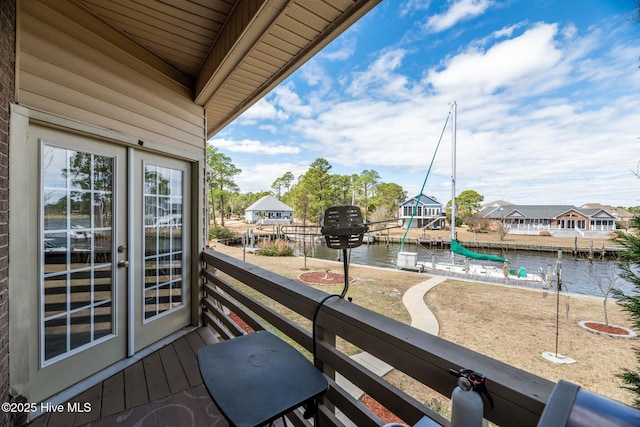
0,0,15,426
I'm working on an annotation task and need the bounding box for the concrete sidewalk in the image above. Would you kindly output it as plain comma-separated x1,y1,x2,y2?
402,275,447,335
335,275,446,424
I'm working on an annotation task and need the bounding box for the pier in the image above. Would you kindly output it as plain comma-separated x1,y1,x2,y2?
367,234,620,259
214,226,621,260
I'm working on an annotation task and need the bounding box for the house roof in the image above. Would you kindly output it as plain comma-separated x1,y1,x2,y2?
401,194,441,207
581,203,634,219
72,0,381,138
246,195,293,212
480,204,617,220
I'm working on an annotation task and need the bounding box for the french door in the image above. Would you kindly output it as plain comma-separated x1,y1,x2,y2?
131,151,191,353
33,126,191,401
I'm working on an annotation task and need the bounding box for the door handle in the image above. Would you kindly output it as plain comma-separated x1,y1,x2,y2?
118,260,130,268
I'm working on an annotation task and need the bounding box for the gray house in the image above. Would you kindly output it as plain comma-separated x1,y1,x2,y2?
480,203,617,237
245,195,294,225
399,194,444,229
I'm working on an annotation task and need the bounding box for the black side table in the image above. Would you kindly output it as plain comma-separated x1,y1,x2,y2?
198,330,329,427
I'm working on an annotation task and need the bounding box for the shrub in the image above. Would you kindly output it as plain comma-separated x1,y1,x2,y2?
257,244,294,257
209,226,233,240
538,230,551,237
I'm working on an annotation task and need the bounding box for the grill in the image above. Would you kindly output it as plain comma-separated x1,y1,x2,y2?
320,206,369,249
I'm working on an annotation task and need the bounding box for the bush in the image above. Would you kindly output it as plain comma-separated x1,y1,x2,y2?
256,244,294,257
209,226,233,240
538,230,551,236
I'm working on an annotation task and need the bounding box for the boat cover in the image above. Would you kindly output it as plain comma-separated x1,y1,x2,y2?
451,239,506,263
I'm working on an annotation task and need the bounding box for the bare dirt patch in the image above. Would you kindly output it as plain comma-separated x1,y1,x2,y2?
298,271,357,286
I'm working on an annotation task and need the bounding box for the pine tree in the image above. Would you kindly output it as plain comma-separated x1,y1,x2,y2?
614,215,640,407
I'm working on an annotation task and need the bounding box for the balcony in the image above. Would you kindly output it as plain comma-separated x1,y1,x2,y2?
28,247,638,426
200,249,555,426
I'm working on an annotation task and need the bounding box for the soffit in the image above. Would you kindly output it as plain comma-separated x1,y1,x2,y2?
72,0,381,138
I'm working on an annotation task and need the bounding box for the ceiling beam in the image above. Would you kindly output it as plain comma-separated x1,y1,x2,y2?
194,0,288,105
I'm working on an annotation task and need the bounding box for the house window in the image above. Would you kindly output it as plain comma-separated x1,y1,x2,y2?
42,145,115,362
143,164,184,320
416,206,422,216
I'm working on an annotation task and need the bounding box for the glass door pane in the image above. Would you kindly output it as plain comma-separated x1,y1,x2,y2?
134,152,190,353
143,164,184,321
42,145,115,364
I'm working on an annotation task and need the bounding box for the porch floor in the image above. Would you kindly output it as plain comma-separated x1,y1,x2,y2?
27,327,230,427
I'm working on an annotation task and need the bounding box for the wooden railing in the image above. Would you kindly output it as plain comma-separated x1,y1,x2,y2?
201,250,555,427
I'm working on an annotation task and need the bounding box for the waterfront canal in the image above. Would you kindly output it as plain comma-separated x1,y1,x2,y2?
308,241,634,298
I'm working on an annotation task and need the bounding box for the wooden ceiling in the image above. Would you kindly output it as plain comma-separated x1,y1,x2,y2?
74,0,380,138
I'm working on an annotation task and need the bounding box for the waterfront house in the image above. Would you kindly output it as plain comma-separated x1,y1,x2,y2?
399,194,444,229
480,203,617,237
244,195,294,225
581,203,634,229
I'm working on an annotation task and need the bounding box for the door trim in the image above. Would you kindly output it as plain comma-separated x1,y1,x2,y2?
9,106,205,402
127,147,135,357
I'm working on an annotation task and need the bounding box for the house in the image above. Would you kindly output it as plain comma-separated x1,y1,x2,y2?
479,203,617,237
1,0,380,420
399,194,444,229
245,195,294,225
581,203,634,229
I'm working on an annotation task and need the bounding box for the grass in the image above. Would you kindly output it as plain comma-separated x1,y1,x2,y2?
209,237,637,413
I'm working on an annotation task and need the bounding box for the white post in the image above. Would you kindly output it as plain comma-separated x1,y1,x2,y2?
450,101,457,263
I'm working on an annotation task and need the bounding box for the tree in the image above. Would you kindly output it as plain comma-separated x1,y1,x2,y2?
373,182,406,219
331,174,354,206
455,189,484,220
585,261,622,327
445,189,484,228
294,158,332,223
280,171,294,193
271,171,294,199
207,145,241,227
615,214,640,406
356,169,380,222
271,177,283,198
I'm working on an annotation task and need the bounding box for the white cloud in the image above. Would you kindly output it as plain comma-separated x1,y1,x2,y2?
425,0,494,33
400,0,433,17
347,49,415,99
238,98,288,124
274,83,313,117
319,37,357,61
234,162,308,193
490,22,524,40
425,23,563,96
211,138,300,155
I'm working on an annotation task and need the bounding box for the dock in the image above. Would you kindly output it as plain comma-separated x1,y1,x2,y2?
369,235,620,259
213,227,621,260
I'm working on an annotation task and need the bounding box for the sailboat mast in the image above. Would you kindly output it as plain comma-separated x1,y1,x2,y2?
450,101,457,247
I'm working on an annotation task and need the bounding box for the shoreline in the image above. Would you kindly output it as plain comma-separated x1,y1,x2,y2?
210,240,614,302
213,240,623,300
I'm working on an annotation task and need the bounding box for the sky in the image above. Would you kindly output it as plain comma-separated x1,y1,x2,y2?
209,0,640,208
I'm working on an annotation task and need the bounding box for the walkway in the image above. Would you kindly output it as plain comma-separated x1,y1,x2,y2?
335,275,446,425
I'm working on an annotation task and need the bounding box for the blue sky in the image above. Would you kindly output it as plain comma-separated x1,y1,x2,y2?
210,0,640,207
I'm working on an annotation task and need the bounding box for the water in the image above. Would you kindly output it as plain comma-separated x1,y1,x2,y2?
307,242,635,298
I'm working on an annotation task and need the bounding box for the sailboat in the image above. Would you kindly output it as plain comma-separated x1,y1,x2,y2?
397,102,542,283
